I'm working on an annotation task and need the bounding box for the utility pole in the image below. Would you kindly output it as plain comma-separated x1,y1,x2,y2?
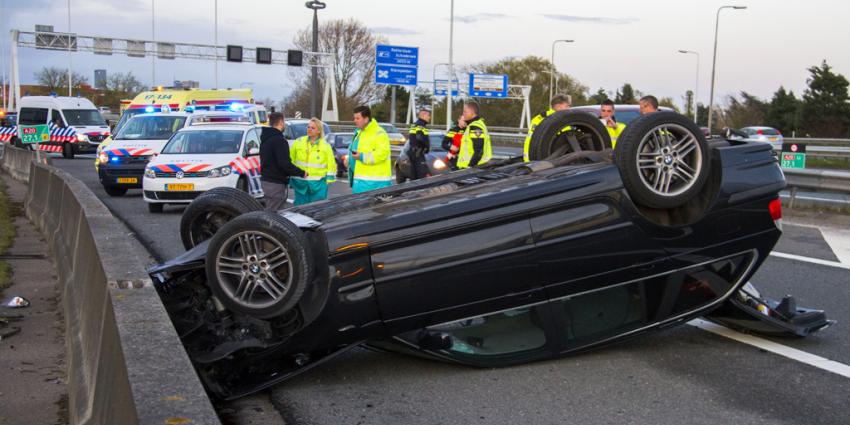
446,0,454,130
390,86,396,124
67,0,72,96
708,5,747,132
306,1,326,119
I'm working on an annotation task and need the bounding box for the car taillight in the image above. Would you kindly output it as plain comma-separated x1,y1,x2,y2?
757,129,764,135
769,198,782,230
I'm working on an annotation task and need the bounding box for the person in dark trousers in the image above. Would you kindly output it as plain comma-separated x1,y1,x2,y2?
408,106,432,180
260,112,307,211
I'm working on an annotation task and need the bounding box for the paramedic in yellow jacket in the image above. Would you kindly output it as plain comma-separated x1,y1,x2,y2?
289,118,337,205
600,99,627,148
346,105,392,193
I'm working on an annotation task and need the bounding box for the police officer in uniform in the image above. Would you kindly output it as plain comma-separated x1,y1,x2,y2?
523,94,571,162
408,106,431,180
457,101,491,169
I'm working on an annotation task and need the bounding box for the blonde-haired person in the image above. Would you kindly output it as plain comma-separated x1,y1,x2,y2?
289,118,337,205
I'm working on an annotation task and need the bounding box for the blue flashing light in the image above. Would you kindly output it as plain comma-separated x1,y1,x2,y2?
229,103,244,112
144,106,155,113
185,105,195,113
110,156,121,163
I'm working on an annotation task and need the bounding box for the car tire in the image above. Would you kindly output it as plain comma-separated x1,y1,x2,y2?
180,187,264,250
528,110,611,161
103,185,127,197
204,210,312,319
148,202,164,213
614,111,710,209
62,142,75,159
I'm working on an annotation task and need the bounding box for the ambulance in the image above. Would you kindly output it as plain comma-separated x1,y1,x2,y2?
142,115,263,213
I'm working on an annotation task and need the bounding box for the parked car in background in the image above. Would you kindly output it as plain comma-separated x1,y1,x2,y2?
394,131,451,183
283,119,331,142
379,122,407,146
740,126,783,149
325,132,354,177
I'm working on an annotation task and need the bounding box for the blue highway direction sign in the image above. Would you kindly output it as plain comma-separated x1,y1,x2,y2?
376,45,419,66
376,64,418,86
469,74,508,98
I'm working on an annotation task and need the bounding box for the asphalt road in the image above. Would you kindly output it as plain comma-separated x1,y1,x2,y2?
53,155,850,425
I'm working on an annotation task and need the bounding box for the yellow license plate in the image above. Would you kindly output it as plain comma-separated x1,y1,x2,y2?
117,177,138,184
165,183,195,191
768,137,777,141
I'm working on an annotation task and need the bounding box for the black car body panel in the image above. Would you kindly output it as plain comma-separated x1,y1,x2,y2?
150,136,831,400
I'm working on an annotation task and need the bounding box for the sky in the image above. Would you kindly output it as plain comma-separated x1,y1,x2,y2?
1,0,849,110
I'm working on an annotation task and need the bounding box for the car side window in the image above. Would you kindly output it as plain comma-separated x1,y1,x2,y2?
51,110,66,128
18,107,49,125
244,128,261,156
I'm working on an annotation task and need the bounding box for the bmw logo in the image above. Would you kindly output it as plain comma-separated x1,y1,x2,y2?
176,171,184,179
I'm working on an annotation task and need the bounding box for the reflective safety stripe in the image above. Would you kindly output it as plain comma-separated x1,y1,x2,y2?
355,175,393,182
295,161,327,169
292,175,326,181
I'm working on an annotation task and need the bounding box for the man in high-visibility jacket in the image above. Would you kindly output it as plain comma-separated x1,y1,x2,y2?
408,106,431,180
523,94,571,162
442,115,466,170
457,101,491,169
346,105,392,193
289,117,337,205
600,99,627,148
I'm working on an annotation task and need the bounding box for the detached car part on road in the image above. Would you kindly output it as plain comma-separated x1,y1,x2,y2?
150,111,833,400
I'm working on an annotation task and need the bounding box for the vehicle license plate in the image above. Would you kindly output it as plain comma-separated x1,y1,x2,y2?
165,183,194,191
769,137,777,141
117,177,138,184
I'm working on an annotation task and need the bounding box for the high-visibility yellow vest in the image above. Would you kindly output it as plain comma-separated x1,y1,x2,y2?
350,119,392,183
606,122,627,148
290,135,337,182
457,118,492,169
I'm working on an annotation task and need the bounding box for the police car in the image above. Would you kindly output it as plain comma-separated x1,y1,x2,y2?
142,115,263,213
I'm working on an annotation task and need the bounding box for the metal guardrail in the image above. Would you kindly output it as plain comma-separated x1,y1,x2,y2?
782,168,850,208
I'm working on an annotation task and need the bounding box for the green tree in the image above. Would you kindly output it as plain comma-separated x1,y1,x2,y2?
799,60,850,138
467,55,588,127
765,87,800,136
614,83,637,104
719,91,767,129
696,103,709,126
589,88,609,104
659,97,680,113
682,90,694,120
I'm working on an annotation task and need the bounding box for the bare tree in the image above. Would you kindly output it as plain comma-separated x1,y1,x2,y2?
35,66,88,93
284,18,388,117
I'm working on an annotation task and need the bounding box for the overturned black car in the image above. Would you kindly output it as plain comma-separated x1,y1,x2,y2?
150,111,832,400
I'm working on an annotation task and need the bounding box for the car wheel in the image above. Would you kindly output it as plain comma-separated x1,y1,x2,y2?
148,202,164,213
62,142,75,159
180,187,264,250
528,110,611,161
103,185,127,197
204,211,312,319
614,111,710,209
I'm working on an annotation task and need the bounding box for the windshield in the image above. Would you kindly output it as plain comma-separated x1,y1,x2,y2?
63,109,107,126
113,108,148,134
115,116,187,140
333,134,354,148
162,130,244,154
429,133,447,151
380,123,399,134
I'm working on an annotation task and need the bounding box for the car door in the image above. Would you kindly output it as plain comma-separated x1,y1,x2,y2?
370,196,544,335
240,128,263,195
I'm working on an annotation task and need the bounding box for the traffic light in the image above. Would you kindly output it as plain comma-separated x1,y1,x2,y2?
256,48,272,64
287,50,303,66
226,45,243,62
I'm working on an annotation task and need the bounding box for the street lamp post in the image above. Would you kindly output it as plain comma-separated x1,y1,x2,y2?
678,49,700,124
306,1,326,119
214,0,218,88
152,0,156,87
708,5,746,132
549,39,574,101
67,0,71,96
446,0,454,130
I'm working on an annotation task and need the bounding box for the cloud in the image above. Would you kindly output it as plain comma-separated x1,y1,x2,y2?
453,13,510,24
541,14,638,25
371,27,422,36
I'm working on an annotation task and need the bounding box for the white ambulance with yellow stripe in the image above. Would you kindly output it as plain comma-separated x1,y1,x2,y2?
142,115,264,213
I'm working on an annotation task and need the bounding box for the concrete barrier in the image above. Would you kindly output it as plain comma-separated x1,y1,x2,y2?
1,146,220,424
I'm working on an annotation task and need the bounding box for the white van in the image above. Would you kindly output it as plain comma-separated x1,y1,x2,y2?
16,96,110,158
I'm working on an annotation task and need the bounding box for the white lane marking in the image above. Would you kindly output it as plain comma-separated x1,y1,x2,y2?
769,251,850,270
689,319,850,379
819,227,850,264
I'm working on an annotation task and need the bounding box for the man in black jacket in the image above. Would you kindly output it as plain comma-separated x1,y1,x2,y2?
260,112,307,210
